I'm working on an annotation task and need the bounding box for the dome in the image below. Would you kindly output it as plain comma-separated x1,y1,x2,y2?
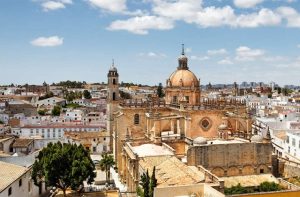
168,70,199,87
193,137,207,145
250,135,263,143
109,65,117,72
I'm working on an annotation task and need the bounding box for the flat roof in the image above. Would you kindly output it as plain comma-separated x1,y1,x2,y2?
222,174,278,188
132,144,174,157
207,139,246,145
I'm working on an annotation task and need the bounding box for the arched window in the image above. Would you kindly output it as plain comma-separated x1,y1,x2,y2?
113,92,116,101
112,78,116,85
134,114,139,125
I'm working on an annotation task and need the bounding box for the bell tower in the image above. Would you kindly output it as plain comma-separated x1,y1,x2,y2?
107,60,119,151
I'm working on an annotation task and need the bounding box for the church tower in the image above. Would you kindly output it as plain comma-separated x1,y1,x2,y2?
107,60,119,150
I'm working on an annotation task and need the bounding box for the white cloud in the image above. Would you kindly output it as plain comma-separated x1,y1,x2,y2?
42,1,65,11
233,0,264,9
139,52,166,58
262,56,289,62
277,6,300,27
207,48,227,55
236,8,281,27
152,0,202,22
39,0,72,11
218,57,233,64
30,36,63,47
297,44,300,48
235,46,265,61
190,55,209,61
87,0,127,13
59,0,72,4
194,6,237,27
151,0,281,28
107,15,174,35
185,48,192,53
275,57,300,68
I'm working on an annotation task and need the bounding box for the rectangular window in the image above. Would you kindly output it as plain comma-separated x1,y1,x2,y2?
8,187,12,196
30,129,33,134
28,181,31,192
292,138,296,147
287,136,290,143
172,96,177,103
19,179,22,187
53,132,56,138
185,96,189,103
93,147,96,152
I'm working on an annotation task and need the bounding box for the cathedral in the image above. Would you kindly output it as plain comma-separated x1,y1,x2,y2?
106,46,252,192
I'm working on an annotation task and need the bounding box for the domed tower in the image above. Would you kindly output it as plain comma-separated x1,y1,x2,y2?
165,45,201,106
107,60,119,146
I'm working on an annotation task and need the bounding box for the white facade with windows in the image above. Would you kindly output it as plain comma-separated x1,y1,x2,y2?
35,97,66,108
64,109,83,121
0,161,45,197
284,131,300,162
12,124,102,140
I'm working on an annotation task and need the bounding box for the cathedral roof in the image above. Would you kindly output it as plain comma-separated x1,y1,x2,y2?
168,69,199,87
167,45,199,88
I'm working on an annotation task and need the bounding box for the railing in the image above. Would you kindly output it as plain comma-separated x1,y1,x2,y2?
197,165,224,189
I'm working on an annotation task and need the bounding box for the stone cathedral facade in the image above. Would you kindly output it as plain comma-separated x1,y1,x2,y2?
106,47,252,191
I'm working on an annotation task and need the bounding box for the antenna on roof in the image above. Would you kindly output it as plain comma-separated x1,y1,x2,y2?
181,44,185,55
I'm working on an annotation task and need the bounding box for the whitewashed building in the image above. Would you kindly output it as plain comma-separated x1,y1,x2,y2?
0,161,45,197
35,97,66,108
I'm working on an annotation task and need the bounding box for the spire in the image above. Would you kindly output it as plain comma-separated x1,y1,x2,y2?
108,58,118,77
178,44,188,70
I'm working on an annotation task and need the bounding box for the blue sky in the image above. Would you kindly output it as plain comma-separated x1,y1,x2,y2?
0,0,300,86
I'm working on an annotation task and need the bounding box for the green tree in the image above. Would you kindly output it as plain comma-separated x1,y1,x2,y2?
39,91,54,100
0,120,4,124
149,167,157,197
224,183,248,195
51,105,61,116
120,90,131,99
99,153,115,183
138,167,157,197
156,83,164,98
83,90,92,99
259,181,281,192
141,170,150,197
38,109,46,116
31,142,96,196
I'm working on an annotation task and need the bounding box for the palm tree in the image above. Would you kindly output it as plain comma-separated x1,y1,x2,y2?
99,153,115,183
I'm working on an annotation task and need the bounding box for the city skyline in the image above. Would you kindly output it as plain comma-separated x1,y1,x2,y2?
1,0,300,86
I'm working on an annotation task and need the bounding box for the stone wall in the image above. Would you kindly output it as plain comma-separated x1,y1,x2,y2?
283,163,300,178
187,142,273,177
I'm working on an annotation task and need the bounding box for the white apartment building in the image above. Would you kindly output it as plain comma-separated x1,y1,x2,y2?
12,124,102,139
0,161,45,197
64,109,83,121
285,131,300,162
35,96,66,108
